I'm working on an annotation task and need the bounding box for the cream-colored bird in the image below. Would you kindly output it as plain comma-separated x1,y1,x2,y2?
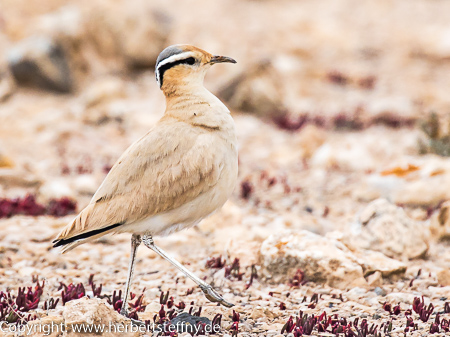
53,45,238,314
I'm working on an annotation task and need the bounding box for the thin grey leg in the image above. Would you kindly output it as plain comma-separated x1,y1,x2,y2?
142,234,233,308
120,234,142,316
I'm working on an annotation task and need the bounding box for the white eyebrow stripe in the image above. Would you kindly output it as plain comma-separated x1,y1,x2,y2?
155,51,197,87
157,52,196,70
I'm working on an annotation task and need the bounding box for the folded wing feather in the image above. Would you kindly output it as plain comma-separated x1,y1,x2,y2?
54,117,222,248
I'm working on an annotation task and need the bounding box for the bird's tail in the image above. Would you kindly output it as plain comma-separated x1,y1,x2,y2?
54,232,111,253
52,203,122,253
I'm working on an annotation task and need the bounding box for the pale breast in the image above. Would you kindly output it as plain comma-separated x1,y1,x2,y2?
117,121,238,236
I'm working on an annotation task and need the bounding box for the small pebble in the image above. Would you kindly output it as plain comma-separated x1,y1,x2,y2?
374,287,387,296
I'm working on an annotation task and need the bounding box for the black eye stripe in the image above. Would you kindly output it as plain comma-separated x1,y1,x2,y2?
158,57,197,87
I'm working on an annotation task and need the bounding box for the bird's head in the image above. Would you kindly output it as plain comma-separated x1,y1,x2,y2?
155,44,236,95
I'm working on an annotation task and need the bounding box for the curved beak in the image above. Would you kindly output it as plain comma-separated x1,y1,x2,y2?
210,55,237,64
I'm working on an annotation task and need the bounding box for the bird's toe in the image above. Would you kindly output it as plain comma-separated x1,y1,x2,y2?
201,285,234,307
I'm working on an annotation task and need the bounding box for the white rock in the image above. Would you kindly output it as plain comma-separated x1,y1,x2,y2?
72,174,98,195
346,199,428,260
144,301,161,314
355,249,407,277
418,27,450,59
427,286,450,298
259,230,366,289
39,179,75,201
366,96,415,119
311,139,378,171
18,266,36,277
345,287,369,302
365,157,450,206
36,5,84,41
385,292,417,305
392,178,450,206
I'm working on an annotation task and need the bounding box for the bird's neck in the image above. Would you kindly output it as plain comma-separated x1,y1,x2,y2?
164,84,227,113
163,84,232,130
163,80,206,99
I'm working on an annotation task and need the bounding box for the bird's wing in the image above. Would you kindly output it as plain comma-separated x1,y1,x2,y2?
54,118,223,244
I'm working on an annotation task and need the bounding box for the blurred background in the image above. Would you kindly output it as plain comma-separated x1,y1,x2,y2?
2,0,450,226
1,0,450,204
1,0,450,332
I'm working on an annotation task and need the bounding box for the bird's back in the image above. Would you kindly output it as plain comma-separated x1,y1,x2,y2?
54,88,237,252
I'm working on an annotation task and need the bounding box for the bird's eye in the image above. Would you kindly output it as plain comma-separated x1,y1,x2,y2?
185,57,196,65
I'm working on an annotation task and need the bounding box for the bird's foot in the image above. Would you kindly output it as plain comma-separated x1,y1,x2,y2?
129,317,146,327
120,308,128,317
120,308,146,326
200,284,234,308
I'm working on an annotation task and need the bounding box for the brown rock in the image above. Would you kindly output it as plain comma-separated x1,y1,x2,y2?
0,152,14,169
218,60,285,117
0,70,16,102
7,36,73,93
437,269,450,286
367,271,383,287
250,306,277,320
63,297,140,337
82,77,127,125
33,5,89,82
25,315,65,337
86,0,171,68
84,77,126,108
295,124,326,159
0,169,42,188
431,200,450,241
